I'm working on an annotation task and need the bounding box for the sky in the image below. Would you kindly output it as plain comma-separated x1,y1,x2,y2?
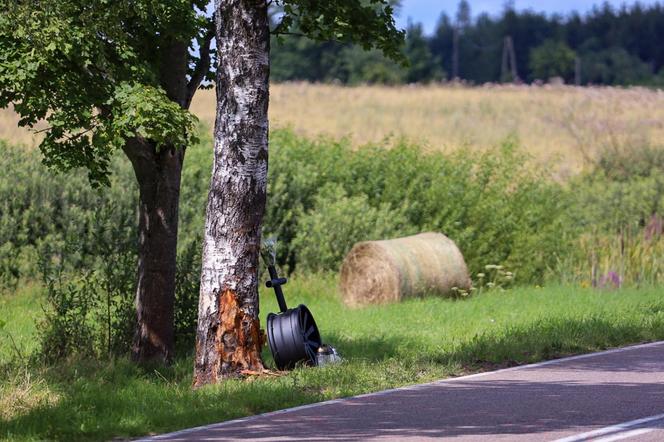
395,0,663,34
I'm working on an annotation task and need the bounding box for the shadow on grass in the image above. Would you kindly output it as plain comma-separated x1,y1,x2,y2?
0,358,328,441
328,313,664,370
437,314,664,372
322,332,417,361
2,314,664,441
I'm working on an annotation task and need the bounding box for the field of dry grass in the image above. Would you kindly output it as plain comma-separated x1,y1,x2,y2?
3,83,664,175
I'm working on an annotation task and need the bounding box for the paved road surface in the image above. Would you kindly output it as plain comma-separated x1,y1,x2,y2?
141,341,664,441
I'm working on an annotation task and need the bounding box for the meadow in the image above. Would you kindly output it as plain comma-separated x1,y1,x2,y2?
0,84,663,440
5,83,664,174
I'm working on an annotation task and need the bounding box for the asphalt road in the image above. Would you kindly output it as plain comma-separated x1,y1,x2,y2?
141,341,664,441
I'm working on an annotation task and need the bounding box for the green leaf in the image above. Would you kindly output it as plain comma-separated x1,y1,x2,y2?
0,0,205,187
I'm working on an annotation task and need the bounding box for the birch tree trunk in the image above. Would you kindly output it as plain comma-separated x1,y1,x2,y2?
194,0,269,386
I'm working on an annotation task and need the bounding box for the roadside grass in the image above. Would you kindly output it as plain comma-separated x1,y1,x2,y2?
0,284,41,363
2,278,664,441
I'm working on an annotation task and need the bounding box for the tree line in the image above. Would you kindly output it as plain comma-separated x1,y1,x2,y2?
271,1,664,86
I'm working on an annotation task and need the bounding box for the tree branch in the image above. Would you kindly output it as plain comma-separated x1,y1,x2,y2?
270,30,308,38
184,19,215,109
63,126,96,142
34,115,102,140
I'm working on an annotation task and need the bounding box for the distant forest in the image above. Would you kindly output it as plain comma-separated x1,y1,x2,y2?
270,1,664,86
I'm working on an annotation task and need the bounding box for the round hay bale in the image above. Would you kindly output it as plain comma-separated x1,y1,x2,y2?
340,232,471,307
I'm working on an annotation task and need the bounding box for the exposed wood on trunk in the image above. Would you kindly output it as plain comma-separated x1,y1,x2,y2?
194,0,270,386
194,289,265,384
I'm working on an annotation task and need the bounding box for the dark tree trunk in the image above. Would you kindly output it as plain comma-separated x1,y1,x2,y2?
123,39,192,364
124,138,184,364
194,0,270,386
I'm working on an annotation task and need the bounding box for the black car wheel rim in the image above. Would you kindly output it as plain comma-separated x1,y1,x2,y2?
267,304,321,370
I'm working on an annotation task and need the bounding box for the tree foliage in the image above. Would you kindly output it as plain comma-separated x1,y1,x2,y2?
0,0,207,186
0,0,406,185
273,0,404,62
529,40,576,81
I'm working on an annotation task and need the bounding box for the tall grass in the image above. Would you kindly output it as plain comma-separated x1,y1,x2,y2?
213,84,664,175
558,140,664,286
558,228,664,288
264,131,571,282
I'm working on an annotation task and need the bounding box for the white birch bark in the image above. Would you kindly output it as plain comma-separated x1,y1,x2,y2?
194,0,269,385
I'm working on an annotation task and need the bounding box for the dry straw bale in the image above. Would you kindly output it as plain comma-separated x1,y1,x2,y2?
340,232,471,307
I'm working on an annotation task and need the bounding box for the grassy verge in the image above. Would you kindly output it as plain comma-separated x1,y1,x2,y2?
0,284,41,363
2,278,664,441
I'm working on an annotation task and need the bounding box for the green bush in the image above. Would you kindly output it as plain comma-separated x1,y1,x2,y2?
0,138,209,360
264,131,573,282
2,131,576,289
556,143,664,286
174,239,202,353
0,141,137,291
291,184,411,273
38,274,98,363
36,202,137,362
5,129,660,362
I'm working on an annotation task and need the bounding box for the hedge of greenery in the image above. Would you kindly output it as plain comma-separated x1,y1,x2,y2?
1,129,661,360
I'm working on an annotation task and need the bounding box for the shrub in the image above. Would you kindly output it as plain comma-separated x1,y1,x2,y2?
265,131,573,282
174,238,202,353
36,203,136,362
6,130,574,288
0,142,137,291
0,137,210,360
291,184,411,273
571,143,664,232
4,128,660,363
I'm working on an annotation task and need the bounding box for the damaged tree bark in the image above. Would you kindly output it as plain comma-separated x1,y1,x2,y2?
193,0,270,386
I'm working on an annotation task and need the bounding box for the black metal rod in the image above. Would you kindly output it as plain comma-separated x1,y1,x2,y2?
266,277,287,287
267,265,288,312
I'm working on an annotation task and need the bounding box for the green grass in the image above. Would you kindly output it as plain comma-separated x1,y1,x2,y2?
2,278,664,441
0,284,41,363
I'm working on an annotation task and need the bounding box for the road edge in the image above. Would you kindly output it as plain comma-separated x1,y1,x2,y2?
137,340,664,441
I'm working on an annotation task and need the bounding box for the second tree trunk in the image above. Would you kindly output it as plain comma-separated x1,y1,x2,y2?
125,138,184,364
194,0,270,386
